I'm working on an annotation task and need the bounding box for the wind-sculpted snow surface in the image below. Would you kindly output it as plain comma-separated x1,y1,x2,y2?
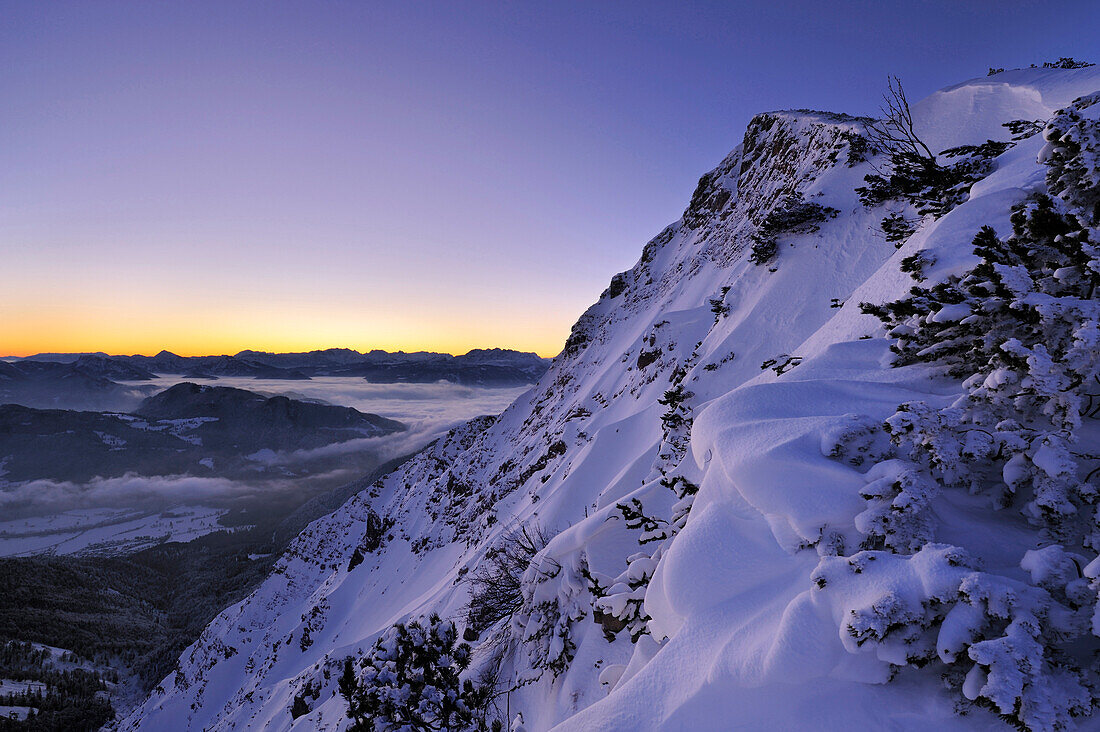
123,66,1100,731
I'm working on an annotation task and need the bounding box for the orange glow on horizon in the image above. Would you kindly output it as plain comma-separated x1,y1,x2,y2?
0,305,566,359
1,217,592,364
1,339,563,360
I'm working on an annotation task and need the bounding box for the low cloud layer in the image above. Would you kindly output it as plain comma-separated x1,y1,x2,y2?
138,376,528,425
246,419,452,467
3,378,527,518
0,467,366,519
1,473,261,515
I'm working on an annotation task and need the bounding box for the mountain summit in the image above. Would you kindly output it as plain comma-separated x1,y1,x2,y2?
123,66,1100,731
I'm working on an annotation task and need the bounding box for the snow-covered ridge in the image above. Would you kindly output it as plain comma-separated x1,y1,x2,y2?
122,66,1100,731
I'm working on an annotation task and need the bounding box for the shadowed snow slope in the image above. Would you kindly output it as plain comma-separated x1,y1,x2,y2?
122,66,1100,731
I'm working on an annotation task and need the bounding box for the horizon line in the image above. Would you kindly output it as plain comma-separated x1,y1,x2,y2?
0,344,561,360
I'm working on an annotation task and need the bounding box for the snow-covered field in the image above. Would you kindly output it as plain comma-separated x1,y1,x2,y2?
0,506,228,557
123,67,1100,731
0,680,46,695
0,706,34,721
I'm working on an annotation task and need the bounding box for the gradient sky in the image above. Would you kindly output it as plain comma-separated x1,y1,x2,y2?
3,1,1099,357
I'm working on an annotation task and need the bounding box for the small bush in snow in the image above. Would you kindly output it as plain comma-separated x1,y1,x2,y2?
842,130,872,166
1042,58,1095,70
880,212,918,246
617,498,669,545
813,545,1094,731
340,614,499,732
749,193,839,265
709,286,731,319
854,460,939,552
761,354,802,375
593,552,657,642
598,363,701,643
898,251,934,281
511,552,592,677
857,139,1011,218
1041,101,1100,225
1004,119,1044,142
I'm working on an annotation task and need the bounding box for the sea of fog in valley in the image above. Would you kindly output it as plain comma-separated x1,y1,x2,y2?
132,375,528,426
0,377,529,556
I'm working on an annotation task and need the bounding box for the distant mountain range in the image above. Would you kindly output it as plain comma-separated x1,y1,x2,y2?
6,347,550,387
0,356,148,411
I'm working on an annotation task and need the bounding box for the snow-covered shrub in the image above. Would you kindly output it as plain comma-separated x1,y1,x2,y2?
821,413,892,468
617,498,669,545
1005,119,1045,142
709,286,731,319
1042,58,1095,70
864,197,1097,379
898,250,934,281
855,77,944,215
658,382,690,430
854,459,939,552
861,194,1100,541
749,193,839,265
600,363,702,643
511,551,593,677
339,614,498,732
761,354,802,375
600,477,698,642
880,211,918,246
655,366,695,463
1041,102,1100,224
818,98,1100,729
857,140,1011,219
842,130,871,166
814,545,1095,731
594,552,657,642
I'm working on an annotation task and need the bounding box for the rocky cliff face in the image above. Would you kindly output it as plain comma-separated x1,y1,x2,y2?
122,66,1100,731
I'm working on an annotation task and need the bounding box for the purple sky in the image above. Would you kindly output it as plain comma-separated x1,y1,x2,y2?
3,0,1098,356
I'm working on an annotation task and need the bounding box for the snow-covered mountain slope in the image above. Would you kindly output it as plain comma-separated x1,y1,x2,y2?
121,66,1100,731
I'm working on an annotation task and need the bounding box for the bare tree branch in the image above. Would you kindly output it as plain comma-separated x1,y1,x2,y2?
867,76,936,167
464,522,551,651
